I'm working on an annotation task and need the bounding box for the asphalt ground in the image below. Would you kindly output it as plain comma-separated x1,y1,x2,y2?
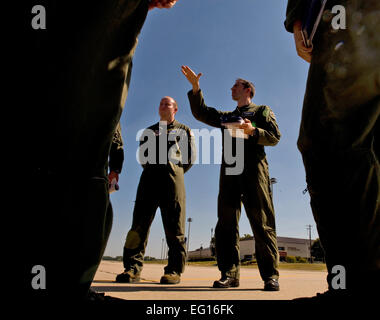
92,260,328,300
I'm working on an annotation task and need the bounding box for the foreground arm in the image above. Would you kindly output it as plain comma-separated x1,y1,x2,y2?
284,0,312,63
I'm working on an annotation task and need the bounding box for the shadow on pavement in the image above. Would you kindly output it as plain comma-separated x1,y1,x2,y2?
91,285,264,292
92,280,159,284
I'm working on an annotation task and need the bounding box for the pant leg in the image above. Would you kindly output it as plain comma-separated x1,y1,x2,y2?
23,173,113,300
22,0,150,300
160,166,187,275
242,160,279,282
123,170,159,275
215,170,242,279
302,145,380,290
76,176,114,297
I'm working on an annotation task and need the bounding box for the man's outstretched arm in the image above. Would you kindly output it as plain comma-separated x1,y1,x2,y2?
182,65,227,128
181,65,202,94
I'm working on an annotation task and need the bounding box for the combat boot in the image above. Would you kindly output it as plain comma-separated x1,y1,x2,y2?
115,271,140,283
213,277,240,288
160,272,181,284
264,279,280,291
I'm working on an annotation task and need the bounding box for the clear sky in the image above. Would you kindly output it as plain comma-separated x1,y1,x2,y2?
104,0,319,258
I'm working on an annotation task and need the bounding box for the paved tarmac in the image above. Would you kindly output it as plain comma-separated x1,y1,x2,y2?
92,261,328,300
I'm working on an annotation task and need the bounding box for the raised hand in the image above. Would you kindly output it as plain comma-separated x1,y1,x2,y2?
181,65,202,93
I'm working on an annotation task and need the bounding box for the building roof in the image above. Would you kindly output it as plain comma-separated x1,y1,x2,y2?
189,236,314,253
277,237,311,244
240,236,312,244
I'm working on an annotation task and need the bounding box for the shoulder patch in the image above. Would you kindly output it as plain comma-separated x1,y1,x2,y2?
262,106,276,121
262,107,269,118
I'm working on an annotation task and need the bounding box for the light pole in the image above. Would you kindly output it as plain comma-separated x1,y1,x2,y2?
161,238,164,262
306,225,313,263
162,240,168,261
163,239,168,260
210,227,216,257
186,217,192,262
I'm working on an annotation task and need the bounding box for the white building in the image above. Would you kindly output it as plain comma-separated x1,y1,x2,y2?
188,236,313,261
187,247,213,260
277,237,312,261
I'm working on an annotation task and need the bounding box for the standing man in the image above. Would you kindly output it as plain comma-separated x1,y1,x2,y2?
285,0,380,297
181,66,281,291
22,0,179,301
116,96,196,285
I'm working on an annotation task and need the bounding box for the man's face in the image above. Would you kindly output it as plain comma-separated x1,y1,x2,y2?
159,96,177,119
231,80,249,101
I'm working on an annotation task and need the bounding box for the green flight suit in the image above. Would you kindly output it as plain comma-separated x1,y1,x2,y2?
285,0,380,291
109,123,125,175
122,120,196,276
187,90,281,281
22,0,149,300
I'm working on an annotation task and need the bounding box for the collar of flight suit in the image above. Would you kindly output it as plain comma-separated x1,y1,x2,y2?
168,119,178,128
234,102,258,114
157,119,178,129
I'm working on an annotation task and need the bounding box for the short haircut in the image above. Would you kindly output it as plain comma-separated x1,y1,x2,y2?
169,97,178,109
237,78,255,98
163,96,178,109
172,98,178,110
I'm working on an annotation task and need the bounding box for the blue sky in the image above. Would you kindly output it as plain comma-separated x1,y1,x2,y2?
104,0,319,258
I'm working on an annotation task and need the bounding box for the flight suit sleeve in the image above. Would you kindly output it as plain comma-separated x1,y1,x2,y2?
187,89,226,128
109,122,124,173
254,106,281,146
183,127,196,173
284,0,306,33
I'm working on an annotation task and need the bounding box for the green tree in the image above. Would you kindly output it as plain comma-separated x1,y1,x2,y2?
144,256,156,261
286,256,296,263
239,234,253,241
311,238,325,262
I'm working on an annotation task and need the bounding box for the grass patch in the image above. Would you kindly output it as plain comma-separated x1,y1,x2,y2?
187,260,218,266
240,262,327,271
277,263,327,271
146,260,327,271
